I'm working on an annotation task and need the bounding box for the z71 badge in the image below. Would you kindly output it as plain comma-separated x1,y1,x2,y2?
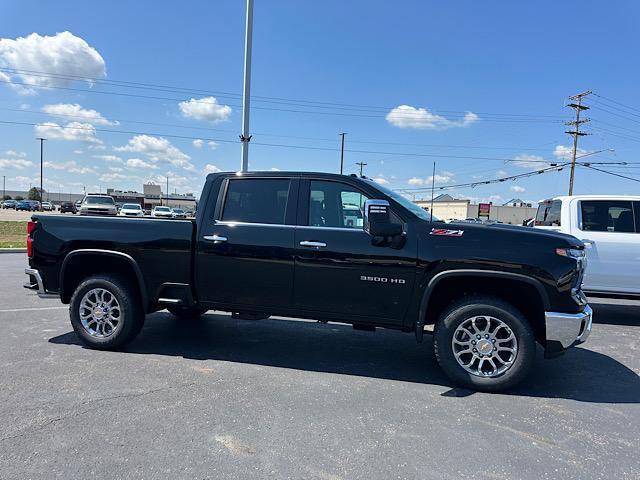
360,275,406,284
430,228,464,237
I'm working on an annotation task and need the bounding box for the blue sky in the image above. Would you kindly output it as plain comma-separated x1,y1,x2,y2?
1,0,639,203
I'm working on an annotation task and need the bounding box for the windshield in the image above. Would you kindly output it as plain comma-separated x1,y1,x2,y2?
155,207,171,212
122,204,141,210
84,196,114,205
173,209,184,213
367,180,440,222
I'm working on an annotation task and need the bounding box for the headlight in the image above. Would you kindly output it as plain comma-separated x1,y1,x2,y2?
556,247,585,259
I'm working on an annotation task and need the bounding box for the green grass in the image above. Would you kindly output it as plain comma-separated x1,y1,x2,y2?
0,221,27,248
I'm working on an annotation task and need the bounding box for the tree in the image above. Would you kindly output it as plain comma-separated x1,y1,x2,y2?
14,195,24,201
2,195,11,200
27,187,41,201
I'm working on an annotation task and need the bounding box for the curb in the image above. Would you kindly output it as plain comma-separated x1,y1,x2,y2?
0,248,27,254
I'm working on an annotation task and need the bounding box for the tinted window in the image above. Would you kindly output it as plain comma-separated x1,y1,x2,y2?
535,200,562,226
635,202,640,233
580,200,635,233
222,178,290,224
309,181,368,229
85,196,114,205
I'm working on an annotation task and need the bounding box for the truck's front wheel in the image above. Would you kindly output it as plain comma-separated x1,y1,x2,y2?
69,275,144,350
433,296,535,392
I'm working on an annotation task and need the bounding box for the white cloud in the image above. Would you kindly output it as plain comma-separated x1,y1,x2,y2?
203,164,221,174
192,139,204,149
99,172,136,183
428,173,453,184
0,32,106,95
496,169,509,176
126,158,157,169
553,144,589,160
0,158,34,169
115,135,194,171
179,96,232,123
207,141,218,150
34,121,102,144
270,167,280,171
4,150,26,157
510,185,526,193
73,149,83,154
373,176,389,185
109,166,123,172
408,177,424,186
512,154,548,169
43,160,96,174
386,105,479,130
93,154,122,163
43,103,117,125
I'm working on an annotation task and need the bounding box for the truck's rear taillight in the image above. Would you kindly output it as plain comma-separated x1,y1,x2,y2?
27,221,36,257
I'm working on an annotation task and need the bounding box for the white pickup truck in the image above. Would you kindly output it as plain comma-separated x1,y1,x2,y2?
535,195,640,298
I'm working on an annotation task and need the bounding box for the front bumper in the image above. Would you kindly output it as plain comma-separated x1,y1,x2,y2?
545,305,593,354
24,268,58,298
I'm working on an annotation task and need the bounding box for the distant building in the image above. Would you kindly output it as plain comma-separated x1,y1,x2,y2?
108,183,197,210
414,195,536,225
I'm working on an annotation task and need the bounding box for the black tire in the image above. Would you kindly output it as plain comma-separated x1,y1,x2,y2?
69,274,144,350
167,305,207,319
433,296,536,392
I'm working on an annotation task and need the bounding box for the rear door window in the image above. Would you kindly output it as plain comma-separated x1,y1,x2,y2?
535,200,562,226
580,200,635,232
222,178,291,224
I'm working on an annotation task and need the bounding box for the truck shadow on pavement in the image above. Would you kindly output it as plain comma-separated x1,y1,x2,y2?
50,310,639,404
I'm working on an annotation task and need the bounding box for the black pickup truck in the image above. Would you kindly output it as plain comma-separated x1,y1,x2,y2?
24,171,592,391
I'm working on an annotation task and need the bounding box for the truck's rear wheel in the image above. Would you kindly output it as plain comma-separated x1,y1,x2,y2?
167,305,207,319
433,296,535,392
69,275,144,350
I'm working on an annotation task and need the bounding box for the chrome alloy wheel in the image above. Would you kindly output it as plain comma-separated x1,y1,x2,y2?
79,288,122,338
451,315,518,377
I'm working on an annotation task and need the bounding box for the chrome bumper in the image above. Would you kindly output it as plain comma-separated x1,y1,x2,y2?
545,305,593,349
24,268,58,298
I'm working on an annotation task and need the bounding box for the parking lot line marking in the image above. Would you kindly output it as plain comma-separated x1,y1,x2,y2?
0,306,67,313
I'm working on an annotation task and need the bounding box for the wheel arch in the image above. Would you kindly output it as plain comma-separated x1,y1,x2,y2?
418,269,549,343
60,249,149,311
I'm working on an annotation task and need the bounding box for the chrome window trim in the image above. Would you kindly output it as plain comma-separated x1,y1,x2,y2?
213,220,367,233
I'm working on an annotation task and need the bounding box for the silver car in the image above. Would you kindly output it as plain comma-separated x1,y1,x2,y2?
79,195,117,216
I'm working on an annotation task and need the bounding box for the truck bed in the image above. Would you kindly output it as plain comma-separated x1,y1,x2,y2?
29,214,195,304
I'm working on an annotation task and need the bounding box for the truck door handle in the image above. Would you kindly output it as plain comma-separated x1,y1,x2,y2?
204,234,228,243
581,239,594,248
299,240,327,248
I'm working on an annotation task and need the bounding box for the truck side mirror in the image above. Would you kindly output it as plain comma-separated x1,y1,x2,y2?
364,199,403,237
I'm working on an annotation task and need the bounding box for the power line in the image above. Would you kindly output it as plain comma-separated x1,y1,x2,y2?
0,66,566,119
580,164,640,183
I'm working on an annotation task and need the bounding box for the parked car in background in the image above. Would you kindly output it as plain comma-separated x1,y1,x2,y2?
151,206,173,218
16,200,40,211
171,208,187,219
41,201,54,211
60,202,77,214
119,203,144,217
75,200,82,210
79,195,117,216
2,199,17,209
535,195,640,298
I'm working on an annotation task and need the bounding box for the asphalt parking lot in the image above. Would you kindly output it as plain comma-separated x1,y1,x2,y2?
0,252,638,480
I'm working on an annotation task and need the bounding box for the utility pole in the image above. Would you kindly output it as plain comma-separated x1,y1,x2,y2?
2,175,5,202
166,176,169,208
566,91,591,195
239,0,254,172
339,132,347,174
356,162,367,177
429,162,436,222
37,137,46,209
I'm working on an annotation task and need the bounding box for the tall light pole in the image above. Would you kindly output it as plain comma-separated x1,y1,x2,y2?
2,175,5,202
37,137,46,209
339,132,346,174
166,176,169,207
240,0,254,172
